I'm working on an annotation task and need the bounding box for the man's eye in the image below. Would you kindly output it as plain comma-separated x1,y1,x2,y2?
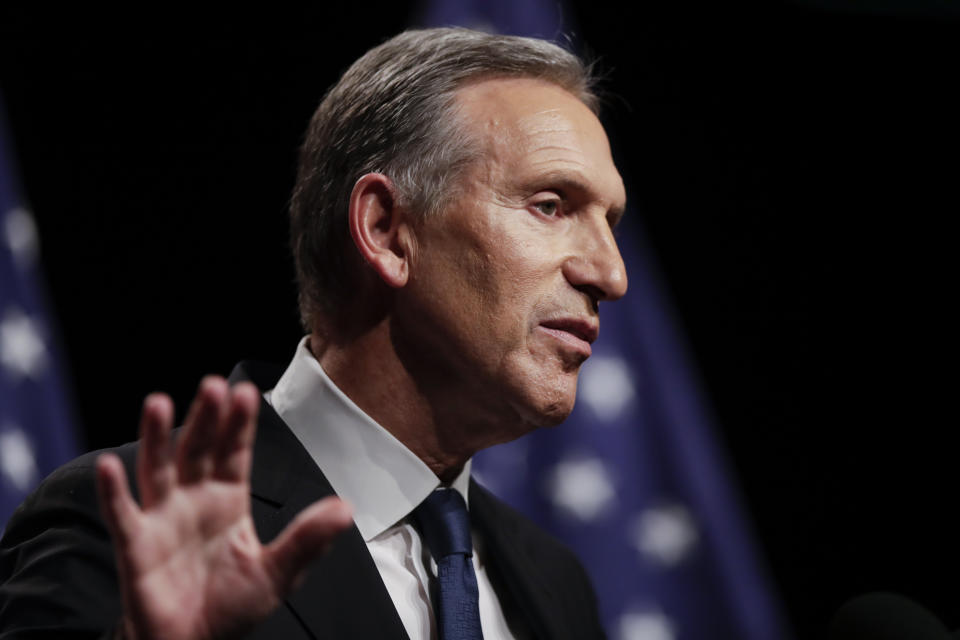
534,200,560,216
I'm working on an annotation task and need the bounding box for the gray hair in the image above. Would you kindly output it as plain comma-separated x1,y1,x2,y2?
290,27,599,331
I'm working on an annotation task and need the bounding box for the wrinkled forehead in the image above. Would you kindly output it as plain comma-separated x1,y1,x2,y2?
454,77,598,147
452,77,626,212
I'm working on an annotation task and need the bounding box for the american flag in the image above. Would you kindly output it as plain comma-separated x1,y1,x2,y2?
413,2,792,637
0,98,80,529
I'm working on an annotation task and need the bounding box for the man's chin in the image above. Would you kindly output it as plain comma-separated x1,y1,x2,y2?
535,372,580,424
499,361,580,429
517,389,577,429
486,402,571,450
537,402,576,427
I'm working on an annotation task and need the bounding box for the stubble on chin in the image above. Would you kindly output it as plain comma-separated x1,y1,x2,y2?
506,352,582,430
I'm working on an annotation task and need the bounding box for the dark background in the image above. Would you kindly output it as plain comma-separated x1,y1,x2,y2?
2,3,957,637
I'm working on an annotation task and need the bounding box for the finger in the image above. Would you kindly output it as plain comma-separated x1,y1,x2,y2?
95,453,141,550
136,393,175,508
176,376,229,483
263,497,353,595
212,382,260,482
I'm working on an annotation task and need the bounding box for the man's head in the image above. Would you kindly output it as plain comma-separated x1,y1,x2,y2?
292,28,626,450
290,27,601,332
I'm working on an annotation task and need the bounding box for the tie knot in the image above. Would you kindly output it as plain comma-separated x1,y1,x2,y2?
413,488,473,558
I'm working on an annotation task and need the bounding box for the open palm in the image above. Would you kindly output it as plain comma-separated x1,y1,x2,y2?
96,377,352,640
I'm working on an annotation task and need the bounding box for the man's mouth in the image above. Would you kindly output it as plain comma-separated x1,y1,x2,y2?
537,318,599,357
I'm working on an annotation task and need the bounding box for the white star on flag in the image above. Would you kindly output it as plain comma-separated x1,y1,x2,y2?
3,207,40,270
0,424,39,492
0,306,49,380
546,455,617,522
630,503,699,567
617,609,676,640
579,355,636,422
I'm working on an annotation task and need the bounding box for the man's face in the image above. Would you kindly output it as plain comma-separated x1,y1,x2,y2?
397,77,627,441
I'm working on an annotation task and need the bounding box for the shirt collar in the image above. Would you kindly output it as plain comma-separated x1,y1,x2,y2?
267,337,471,541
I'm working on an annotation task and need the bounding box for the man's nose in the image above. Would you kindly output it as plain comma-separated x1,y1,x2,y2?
562,214,628,304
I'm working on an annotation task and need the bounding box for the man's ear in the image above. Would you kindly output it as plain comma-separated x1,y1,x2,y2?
348,173,412,288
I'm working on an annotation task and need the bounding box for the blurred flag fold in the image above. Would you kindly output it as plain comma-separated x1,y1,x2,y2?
1,98,80,529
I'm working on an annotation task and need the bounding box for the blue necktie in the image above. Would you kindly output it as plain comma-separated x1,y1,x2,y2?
413,488,484,640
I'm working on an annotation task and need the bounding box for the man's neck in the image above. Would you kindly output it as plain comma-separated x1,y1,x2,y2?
310,326,479,484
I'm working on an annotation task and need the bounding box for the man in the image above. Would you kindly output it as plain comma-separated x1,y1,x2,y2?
0,27,626,639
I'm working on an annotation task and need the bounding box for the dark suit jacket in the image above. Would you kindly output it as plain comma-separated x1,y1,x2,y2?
0,362,605,639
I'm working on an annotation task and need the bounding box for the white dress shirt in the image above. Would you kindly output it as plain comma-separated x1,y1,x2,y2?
265,337,522,640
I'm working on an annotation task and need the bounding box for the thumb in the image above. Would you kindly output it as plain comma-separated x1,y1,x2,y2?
263,496,353,594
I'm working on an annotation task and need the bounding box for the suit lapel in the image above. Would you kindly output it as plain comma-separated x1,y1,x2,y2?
469,480,567,640
230,362,410,640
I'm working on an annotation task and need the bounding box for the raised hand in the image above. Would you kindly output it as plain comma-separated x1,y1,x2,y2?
94,377,353,640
